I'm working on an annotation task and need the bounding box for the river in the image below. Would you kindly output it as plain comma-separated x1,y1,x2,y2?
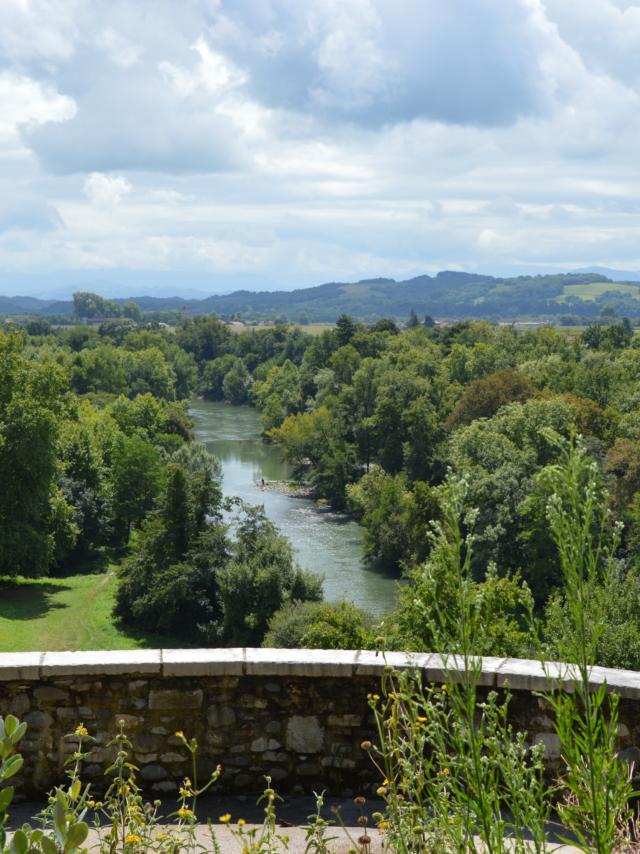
189,399,397,615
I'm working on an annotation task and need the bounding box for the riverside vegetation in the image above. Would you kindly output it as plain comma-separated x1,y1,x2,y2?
5,304,640,664
0,446,638,853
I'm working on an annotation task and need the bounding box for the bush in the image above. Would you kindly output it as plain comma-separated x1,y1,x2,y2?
263,600,374,649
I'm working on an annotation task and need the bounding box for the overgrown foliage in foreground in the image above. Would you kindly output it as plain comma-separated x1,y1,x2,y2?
1,448,638,854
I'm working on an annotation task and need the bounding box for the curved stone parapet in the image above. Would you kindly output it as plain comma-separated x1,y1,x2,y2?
0,649,638,797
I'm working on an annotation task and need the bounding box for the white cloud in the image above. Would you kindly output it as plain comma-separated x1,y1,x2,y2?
96,27,141,68
0,72,75,145
4,0,640,283
83,173,132,207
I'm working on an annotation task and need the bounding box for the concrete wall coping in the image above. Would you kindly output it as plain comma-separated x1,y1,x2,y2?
0,649,639,697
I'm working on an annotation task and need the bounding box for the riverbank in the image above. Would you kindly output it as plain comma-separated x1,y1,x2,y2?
257,479,317,499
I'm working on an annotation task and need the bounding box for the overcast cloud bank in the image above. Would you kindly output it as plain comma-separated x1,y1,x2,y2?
2,0,640,292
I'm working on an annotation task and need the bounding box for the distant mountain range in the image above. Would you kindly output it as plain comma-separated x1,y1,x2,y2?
3,270,640,322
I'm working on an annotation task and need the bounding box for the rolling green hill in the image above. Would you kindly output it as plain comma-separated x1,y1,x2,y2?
3,270,640,322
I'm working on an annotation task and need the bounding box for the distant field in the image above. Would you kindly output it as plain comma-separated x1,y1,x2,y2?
0,571,187,652
228,323,334,335
557,282,640,302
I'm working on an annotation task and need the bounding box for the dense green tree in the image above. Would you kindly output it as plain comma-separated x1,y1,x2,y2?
201,354,238,400
222,358,251,404
111,434,163,542
0,334,72,576
447,368,536,427
217,506,322,645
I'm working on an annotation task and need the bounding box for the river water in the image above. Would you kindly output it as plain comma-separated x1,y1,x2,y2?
189,399,397,615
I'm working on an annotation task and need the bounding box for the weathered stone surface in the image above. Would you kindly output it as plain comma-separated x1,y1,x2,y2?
140,764,167,782
327,714,361,727
286,716,324,754
4,649,640,801
267,767,288,780
149,689,203,710
34,686,68,702
24,710,53,730
250,737,281,752
0,652,42,681
207,705,236,727
160,752,185,763
532,733,562,759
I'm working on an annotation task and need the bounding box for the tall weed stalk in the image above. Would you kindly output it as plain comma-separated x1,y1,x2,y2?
369,477,549,853
539,441,632,852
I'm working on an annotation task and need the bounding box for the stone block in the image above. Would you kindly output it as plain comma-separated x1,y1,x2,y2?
161,648,244,677
207,705,236,727
34,686,69,703
267,767,288,781
0,652,42,681
327,714,362,727
245,648,357,678
140,764,167,782
532,733,562,759
250,737,281,752
148,689,203,710
160,752,186,763
24,710,53,730
114,714,140,729
286,716,324,753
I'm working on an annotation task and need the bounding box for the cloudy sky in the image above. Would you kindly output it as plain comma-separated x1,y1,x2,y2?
3,0,640,294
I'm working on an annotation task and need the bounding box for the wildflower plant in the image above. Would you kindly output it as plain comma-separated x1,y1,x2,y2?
536,439,634,853
367,475,550,853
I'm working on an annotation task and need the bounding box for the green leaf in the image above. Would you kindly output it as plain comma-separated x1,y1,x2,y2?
1,757,23,781
9,724,27,747
64,822,88,850
10,828,28,854
52,796,66,834
4,718,17,739
0,786,14,812
40,835,58,854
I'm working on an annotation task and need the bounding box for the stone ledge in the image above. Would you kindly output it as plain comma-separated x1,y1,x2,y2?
40,650,162,677
0,649,637,697
162,648,244,677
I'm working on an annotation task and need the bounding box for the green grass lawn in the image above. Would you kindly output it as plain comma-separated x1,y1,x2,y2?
0,571,188,652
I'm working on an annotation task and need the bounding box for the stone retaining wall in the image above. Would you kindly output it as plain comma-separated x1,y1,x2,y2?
1,649,640,798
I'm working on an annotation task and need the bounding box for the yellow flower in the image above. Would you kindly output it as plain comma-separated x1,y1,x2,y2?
441,683,448,692
379,820,390,830
376,786,387,797
175,730,184,738
125,834,141,845
219,813,232,824
238,819,246,827
178,807,194,820
74,724,88,737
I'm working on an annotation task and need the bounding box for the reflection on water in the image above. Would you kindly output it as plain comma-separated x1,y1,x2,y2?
189,399,397,615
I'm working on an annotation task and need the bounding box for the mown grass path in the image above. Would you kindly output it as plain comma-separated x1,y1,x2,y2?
0,571,183,651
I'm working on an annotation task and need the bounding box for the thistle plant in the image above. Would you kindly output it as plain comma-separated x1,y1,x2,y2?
367,476,550,854
537,440,633,853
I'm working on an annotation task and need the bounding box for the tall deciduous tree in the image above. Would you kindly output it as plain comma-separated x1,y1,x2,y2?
0,333,70,576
